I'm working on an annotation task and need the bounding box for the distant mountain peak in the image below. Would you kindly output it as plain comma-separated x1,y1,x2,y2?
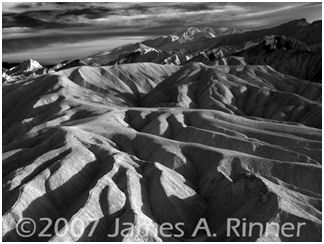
178,26,216,40
286,18,309,27
6,58,43,76
177,26,247,40
17,59,43,71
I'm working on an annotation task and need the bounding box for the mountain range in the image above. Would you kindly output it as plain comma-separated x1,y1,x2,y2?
2,19,322,241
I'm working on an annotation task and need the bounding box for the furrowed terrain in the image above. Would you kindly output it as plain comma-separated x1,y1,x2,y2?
2,19,322,242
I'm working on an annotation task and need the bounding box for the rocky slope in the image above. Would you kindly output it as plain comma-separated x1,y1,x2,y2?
230,35,322,83
80,19,321,84
2,19,322,242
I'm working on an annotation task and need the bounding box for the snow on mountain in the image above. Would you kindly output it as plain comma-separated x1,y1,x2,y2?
84,43,161,65
178,26,216,40
6,59,43,76
2,72,12,82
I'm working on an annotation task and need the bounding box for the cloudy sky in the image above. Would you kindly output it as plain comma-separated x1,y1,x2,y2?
2,2,322,64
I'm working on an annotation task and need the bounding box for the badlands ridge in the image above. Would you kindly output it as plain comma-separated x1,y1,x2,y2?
2,19,322,241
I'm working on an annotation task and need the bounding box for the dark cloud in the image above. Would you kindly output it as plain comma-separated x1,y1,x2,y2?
2,2,322,64
56,7,112,20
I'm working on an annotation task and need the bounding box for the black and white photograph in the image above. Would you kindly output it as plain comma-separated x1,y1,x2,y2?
2,1,322,242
